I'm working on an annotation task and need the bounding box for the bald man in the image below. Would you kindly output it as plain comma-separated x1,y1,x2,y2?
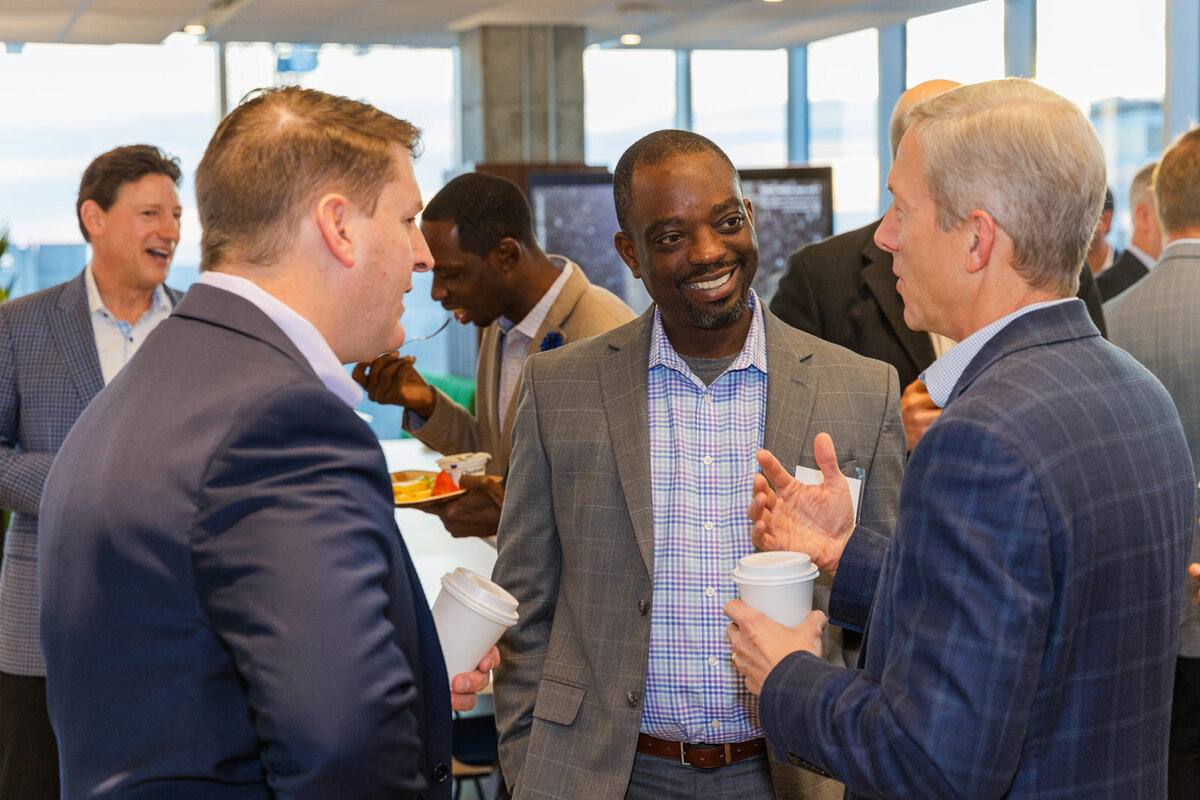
770,79,1107,451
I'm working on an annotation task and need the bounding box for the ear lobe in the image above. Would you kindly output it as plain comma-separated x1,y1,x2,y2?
491,238,521,273
316,194,355,268
613,231,641,279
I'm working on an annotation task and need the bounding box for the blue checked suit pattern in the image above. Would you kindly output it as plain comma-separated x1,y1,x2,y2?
0,272,179,675
759,301,1196,799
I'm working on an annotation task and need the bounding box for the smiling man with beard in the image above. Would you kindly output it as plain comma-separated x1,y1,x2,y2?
490,130,906,800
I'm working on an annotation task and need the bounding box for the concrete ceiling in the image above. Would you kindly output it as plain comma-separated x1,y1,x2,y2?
0,0,971,49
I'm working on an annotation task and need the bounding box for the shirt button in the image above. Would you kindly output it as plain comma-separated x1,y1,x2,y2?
626,690,640,707
707,655,717,667
704,586,715,598
702,456,713,465
710,720,720,729
703,521,713,531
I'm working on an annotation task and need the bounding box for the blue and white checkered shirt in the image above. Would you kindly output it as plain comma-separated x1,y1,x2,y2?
641,291,767,744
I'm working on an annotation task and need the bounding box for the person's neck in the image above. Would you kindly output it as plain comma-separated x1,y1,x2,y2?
91,265,156,324
662,311,752,359
504,252,561,323
1086,241,1110,274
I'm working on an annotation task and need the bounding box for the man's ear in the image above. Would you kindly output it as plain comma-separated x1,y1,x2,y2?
743,197,755,227
490,238,522,273
316,194,354,268
614,231,640,279
80,200,104,241
964,209,996,275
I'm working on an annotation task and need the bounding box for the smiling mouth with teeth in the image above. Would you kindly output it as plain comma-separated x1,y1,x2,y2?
685,271,734,291
146,248,172,260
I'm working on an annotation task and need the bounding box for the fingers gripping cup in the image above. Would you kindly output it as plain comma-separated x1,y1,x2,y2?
436,452,491,485
732,552,820,626
430,567,518,679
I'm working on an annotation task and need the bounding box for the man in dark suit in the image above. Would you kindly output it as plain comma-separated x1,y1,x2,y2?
1098,161,1162,302
771,80,1108,450
728,79,1195,798
37,88,493,798
0,144,184,798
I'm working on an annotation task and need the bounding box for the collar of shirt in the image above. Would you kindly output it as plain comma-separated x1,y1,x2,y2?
84,263,171,319
921,297,1074,408
1126,242,1157,270
497,256,574,340
1160,238,1200,263
197,271,363,408
648,290,767,380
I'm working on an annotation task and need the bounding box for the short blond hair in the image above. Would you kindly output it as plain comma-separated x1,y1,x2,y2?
1154,129,1200,237
906,79,1105,295
196,86,421,269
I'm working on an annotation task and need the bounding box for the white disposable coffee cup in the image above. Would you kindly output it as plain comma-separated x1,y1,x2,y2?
436,452,491,485
732,551,820,626
430,567,518,679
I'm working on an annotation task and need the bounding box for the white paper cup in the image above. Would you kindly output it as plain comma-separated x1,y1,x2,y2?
732,552,820,626
430,567,518,679
436,452,491,485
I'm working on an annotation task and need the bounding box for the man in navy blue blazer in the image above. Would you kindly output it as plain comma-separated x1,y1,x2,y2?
725,79,1196,799
38,87,493,798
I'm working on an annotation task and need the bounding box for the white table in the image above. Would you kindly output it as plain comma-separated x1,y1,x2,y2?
380,438,499,606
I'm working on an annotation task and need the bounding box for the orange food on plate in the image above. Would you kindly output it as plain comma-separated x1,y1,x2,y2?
432,470,459,496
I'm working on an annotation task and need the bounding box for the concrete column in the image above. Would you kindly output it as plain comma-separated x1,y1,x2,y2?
877,25,906,216
675,50,693,131
458,25,585,164
787,46,809,165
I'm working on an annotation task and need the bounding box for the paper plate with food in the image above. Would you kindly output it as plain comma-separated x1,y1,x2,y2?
391,469,466,507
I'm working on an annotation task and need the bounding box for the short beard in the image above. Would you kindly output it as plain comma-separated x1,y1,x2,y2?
680,265,753,330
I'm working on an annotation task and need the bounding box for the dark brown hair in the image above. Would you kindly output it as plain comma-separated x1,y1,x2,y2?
76,145,182,242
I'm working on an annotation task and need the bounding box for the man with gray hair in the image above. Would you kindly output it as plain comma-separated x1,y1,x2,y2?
1098,161,1163,301
727,79,1195,799
770,79,1106,452
1106,130,1200,800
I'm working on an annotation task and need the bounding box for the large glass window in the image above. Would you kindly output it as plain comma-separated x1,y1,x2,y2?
583,47,676,169
906,1,1004,86
807,29,879,233
0,33,216,294
691,49,787,168
1038,0,1166,250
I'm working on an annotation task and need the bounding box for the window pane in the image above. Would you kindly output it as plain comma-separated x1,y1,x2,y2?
0,34,216,294
1038,0,1166,250
584,47,676,168
907,1,1004,86
808,29,879,232
692,49,787,167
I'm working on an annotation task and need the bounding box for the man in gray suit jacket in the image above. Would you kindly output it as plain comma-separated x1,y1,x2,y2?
1106,130,1200,800
0,144,184,797
492,130,906,800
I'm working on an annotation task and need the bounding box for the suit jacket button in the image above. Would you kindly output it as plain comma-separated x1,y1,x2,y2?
626,690,640,707
433,762,450,782
637,600,649,615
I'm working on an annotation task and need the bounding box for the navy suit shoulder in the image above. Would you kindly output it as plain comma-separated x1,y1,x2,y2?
39,284,451,798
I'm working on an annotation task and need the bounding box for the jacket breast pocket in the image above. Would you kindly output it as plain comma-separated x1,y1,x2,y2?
531,676,586,727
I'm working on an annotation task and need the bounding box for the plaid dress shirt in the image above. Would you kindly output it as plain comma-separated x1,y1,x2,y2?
641,292,767,744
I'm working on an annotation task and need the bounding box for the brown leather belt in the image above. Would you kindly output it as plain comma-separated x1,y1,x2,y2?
636,733,766,769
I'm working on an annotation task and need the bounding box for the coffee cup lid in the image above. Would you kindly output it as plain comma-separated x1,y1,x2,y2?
440,568,519,626
732,551,818,584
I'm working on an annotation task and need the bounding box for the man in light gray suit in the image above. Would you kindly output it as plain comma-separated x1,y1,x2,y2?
1106,127,1200,800
0,144,184,797
492,130,906,800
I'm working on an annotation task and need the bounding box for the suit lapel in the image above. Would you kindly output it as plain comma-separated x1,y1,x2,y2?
761,309,818,472
598,309,656,573
50,273,105,403
859,232,936,376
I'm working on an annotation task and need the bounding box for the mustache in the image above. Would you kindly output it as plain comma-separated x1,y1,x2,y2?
679,260,742,285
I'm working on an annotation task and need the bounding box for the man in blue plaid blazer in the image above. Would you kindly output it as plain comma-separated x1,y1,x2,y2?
0,145,184,797
726,79,1196,799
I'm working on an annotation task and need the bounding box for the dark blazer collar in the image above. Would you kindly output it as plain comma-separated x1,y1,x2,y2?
948,299,1098,405
857,219,937,373
170,283,314,375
